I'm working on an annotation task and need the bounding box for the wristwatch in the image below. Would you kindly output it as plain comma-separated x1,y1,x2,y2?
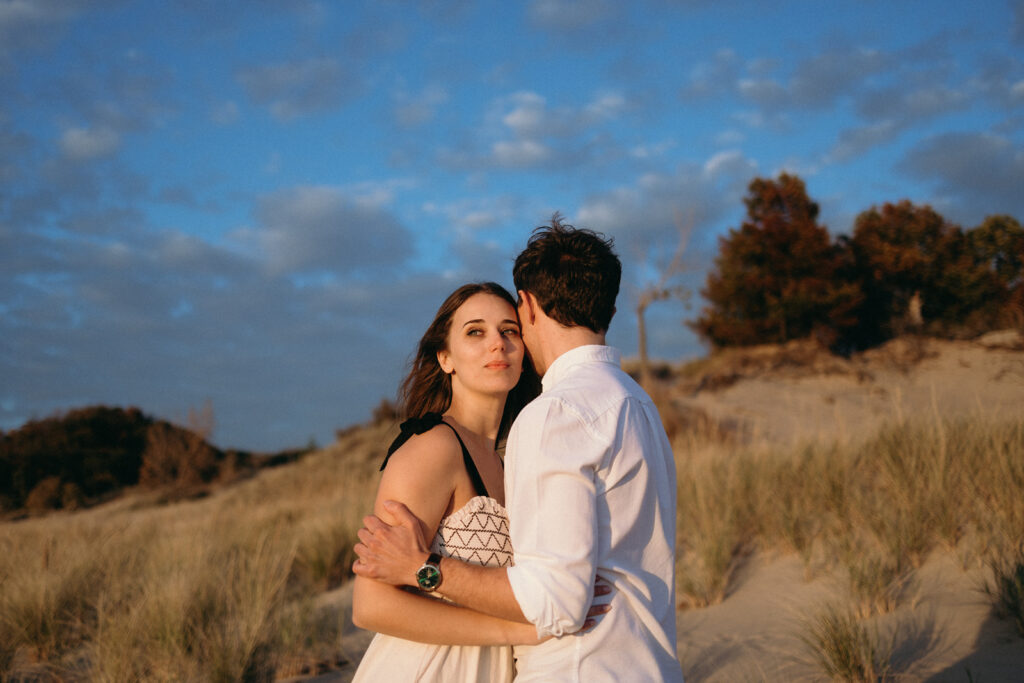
415,552,443,591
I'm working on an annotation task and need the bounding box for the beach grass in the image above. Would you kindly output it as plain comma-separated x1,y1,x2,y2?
0,426,384,681
2,410,1022,680
799,603,895,682
982,543,1024,639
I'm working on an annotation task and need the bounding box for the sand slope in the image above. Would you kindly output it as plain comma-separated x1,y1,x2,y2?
317,334,1024,682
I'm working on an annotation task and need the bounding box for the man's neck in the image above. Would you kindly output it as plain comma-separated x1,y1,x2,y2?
532,322,606,376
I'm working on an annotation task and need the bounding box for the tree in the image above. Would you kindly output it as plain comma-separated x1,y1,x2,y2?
847,200,1002,341
967,214,1024,328
635,212,691,387
691,173,860,348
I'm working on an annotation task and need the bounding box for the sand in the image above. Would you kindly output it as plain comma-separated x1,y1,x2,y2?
308,333,1024,682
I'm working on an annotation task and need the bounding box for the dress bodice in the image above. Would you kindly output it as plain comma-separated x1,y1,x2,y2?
382,413,513,568
432,495,512,568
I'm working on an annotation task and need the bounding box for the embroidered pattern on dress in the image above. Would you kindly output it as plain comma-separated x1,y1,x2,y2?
434,497,513,568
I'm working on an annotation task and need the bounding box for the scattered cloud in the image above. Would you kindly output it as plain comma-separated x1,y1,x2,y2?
237,58,359,121
0,0,100,57
441,89,631,170
789,48,890,109
249,185,414,275
681,49,742,100
59,125,120,160
210,100,240,125
393,83,448,127
578,150,757,257
527,0,620,31
3,1,1019,448
899,131,1024,223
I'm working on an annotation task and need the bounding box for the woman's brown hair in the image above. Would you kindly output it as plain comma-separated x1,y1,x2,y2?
398,282,541,445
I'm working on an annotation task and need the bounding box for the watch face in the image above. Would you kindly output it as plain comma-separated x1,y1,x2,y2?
416,564,441,590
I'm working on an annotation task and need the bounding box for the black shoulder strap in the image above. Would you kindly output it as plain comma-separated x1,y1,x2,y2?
437,422,489,498
380,413,489,498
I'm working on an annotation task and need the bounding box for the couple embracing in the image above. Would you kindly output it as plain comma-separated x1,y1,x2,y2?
351,216,684,682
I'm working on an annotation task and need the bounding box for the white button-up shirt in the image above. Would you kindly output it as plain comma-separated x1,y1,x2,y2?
506,345,684,682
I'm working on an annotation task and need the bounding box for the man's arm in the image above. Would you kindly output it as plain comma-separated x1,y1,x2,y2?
353,500,529,623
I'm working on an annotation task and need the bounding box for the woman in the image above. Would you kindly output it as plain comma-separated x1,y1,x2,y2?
351,282,543,681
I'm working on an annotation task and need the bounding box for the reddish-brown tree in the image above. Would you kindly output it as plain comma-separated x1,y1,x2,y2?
847,201,1010,341
691,173,860,348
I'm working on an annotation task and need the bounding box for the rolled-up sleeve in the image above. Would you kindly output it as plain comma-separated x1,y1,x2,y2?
505,397,606,638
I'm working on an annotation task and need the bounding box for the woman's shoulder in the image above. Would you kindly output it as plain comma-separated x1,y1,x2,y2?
383,421,462,474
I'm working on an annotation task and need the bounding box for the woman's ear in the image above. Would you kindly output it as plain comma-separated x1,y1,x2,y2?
437,349,454,375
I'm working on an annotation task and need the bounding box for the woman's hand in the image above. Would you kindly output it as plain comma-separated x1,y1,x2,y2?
581,575,612,632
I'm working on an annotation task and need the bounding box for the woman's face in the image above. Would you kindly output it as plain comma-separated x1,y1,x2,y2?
437,293,524,398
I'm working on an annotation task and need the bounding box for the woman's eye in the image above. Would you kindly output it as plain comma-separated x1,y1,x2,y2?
466,328,483,336
502,328,520,337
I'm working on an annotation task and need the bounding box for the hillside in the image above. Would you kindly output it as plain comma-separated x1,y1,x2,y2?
658,330,1024,448
2,333,1021,682
0,405,308,517
308,331,1024,683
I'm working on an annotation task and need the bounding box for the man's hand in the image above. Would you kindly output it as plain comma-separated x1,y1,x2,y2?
353,500,430,587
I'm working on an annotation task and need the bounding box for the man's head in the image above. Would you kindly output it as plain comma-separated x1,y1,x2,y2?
513,214,621,334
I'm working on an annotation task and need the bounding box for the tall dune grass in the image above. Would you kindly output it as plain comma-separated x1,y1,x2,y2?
799,603,895,683
674,414,1024,679
675,416,1024,611
0,424,387,681
2,412,1021,679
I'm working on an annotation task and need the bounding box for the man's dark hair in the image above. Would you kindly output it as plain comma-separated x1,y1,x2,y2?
513,214,621,333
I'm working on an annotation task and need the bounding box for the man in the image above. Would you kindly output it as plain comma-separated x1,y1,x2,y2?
354,216,684,681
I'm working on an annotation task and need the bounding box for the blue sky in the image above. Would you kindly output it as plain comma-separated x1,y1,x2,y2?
3,0,1022,451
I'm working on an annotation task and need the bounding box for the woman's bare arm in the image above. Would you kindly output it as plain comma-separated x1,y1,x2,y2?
352,577,540,645
351,427,541,645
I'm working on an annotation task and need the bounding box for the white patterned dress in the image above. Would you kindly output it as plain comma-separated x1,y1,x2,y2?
352,418,515,683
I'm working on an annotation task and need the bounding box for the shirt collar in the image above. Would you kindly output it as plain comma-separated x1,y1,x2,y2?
541,345,621,392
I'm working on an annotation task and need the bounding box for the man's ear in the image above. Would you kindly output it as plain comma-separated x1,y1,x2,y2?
517,290,537,324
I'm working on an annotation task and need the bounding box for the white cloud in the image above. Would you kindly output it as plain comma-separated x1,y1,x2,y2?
394,83,448,127
59,125,120,160
682,49,741,99
502,92,548,136
491,139,552,167
584,91,626,119
630,139,676,159
829,120,900,162
253,185,413,274
527,0,618,31
578,151,758,251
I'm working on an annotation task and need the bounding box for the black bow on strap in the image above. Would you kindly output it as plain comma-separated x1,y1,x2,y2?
380,412,444,471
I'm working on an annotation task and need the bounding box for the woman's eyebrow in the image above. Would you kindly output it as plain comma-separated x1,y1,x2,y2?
461,318,520,327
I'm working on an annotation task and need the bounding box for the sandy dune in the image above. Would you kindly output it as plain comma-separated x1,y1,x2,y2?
311,333,1024,682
